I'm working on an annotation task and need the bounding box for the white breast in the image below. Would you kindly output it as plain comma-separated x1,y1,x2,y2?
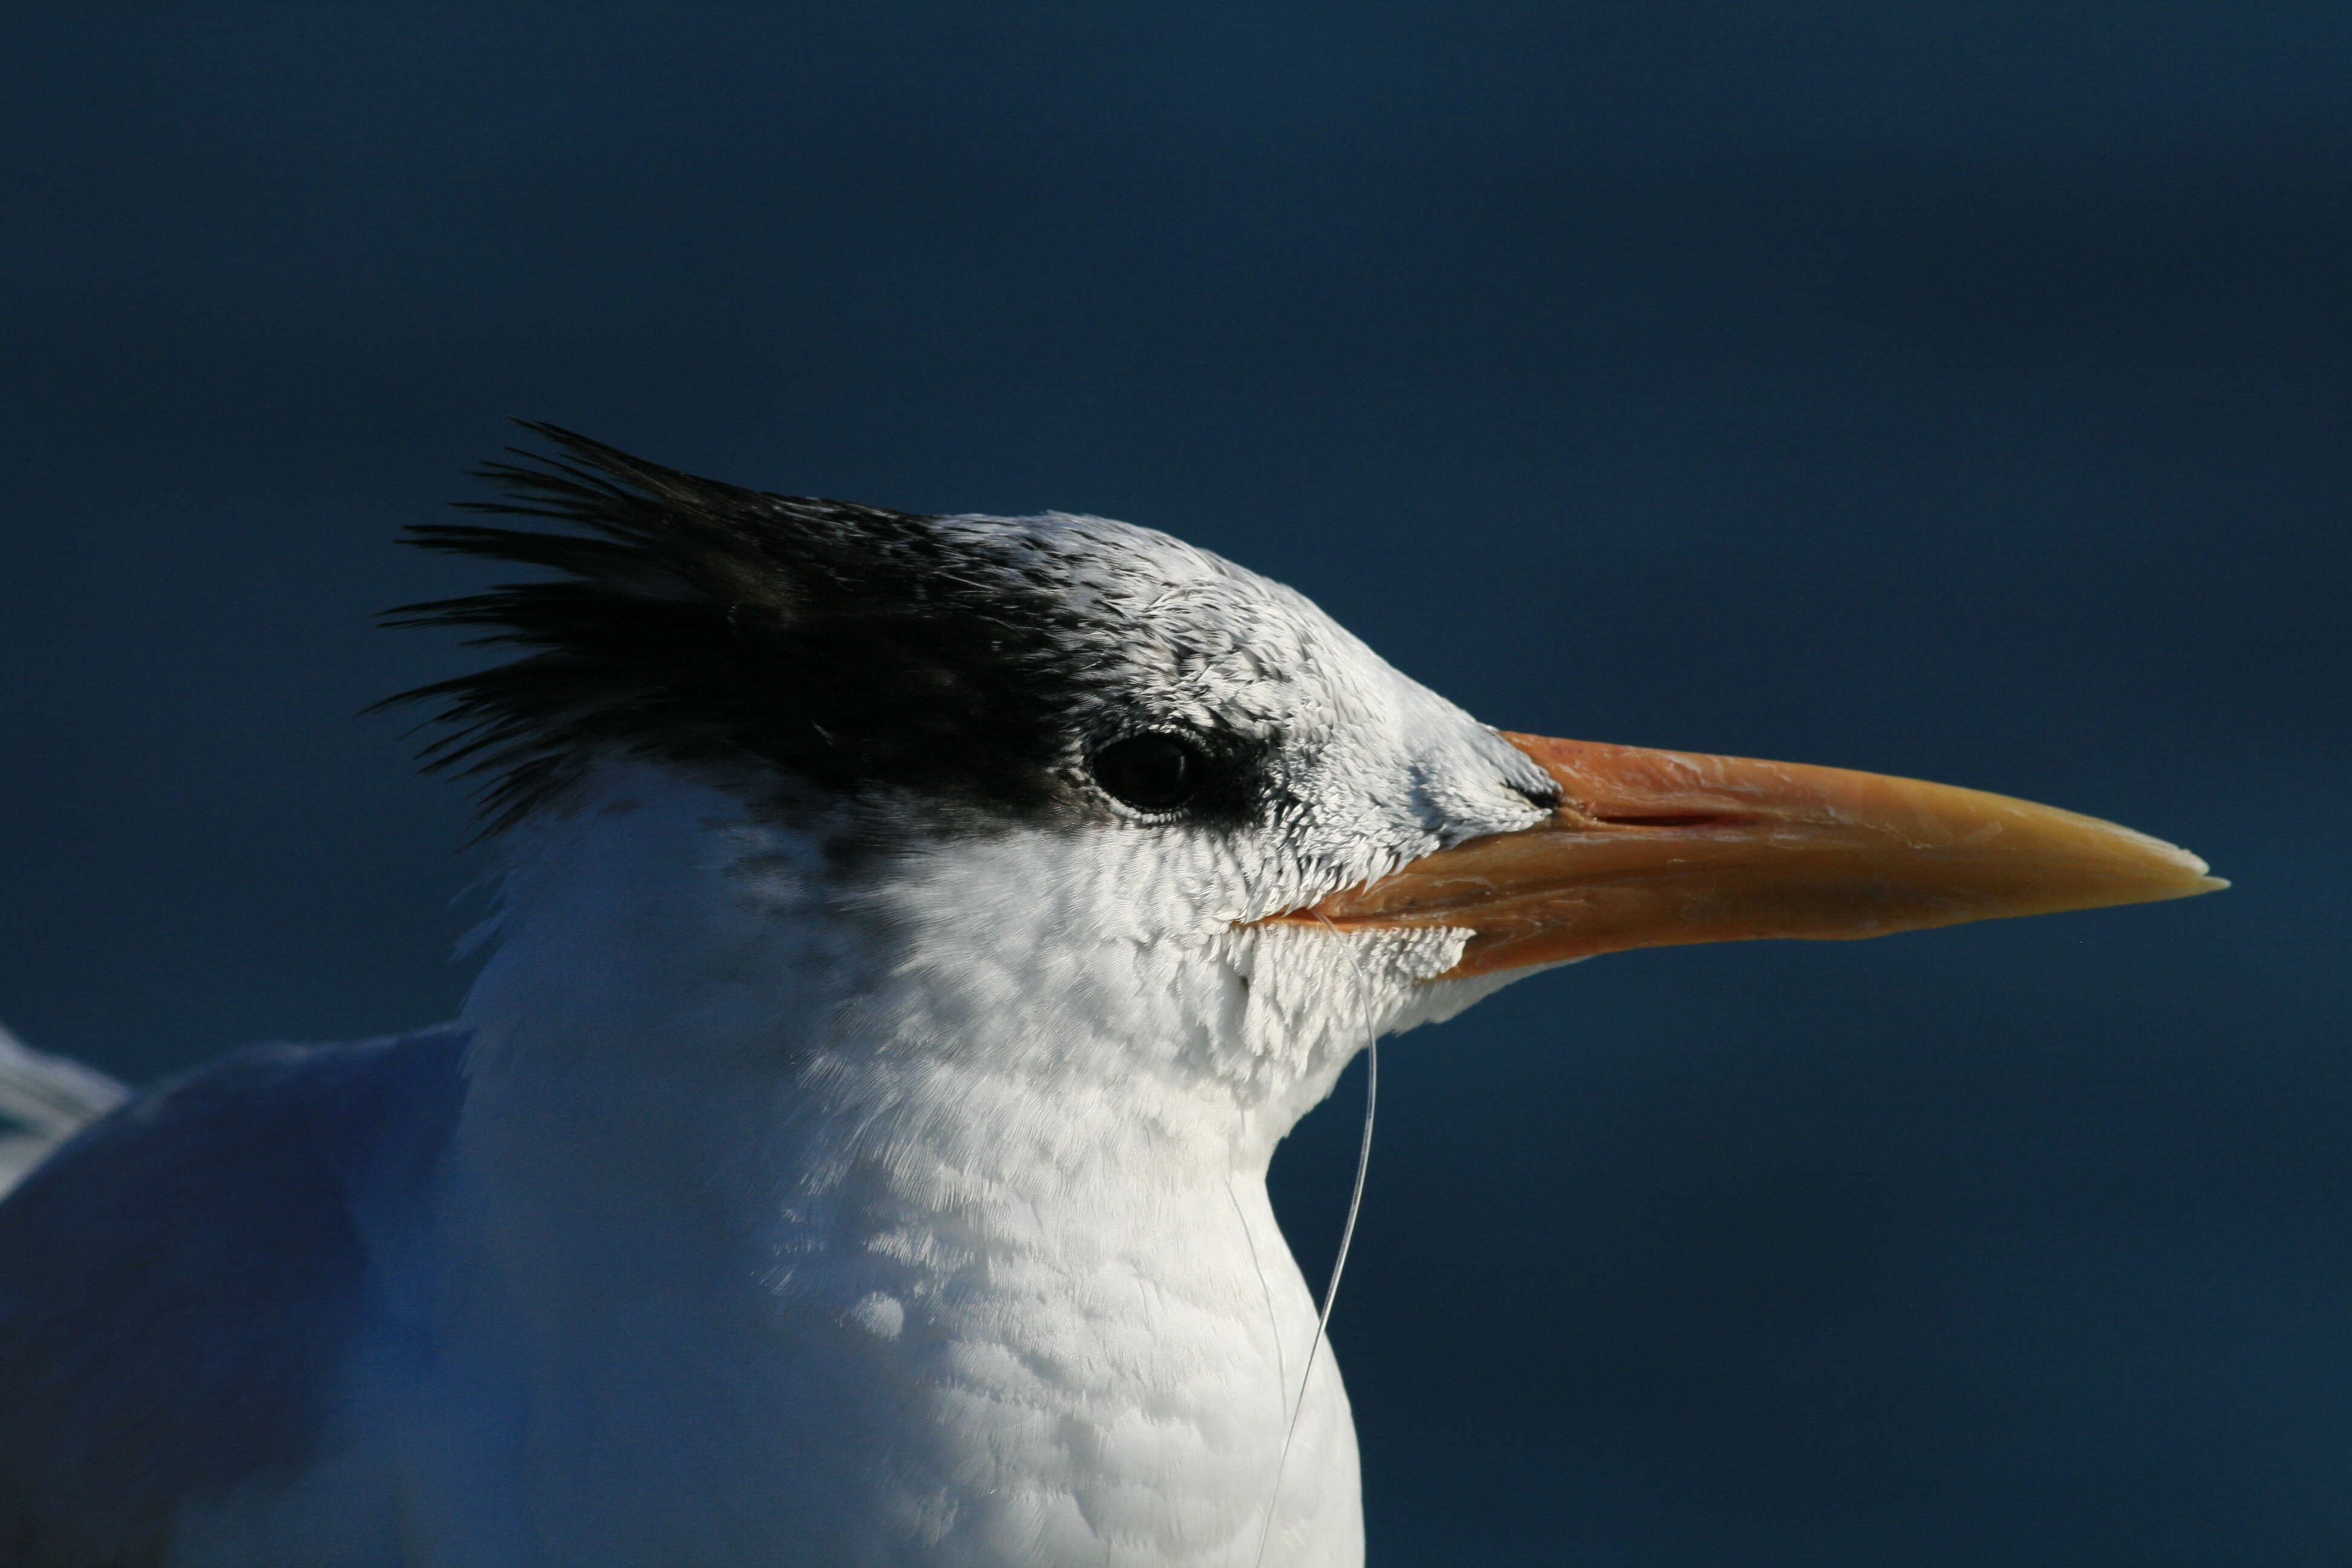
197,1069,1366,1568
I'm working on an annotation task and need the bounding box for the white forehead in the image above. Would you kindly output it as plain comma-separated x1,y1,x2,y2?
942,509,1435,737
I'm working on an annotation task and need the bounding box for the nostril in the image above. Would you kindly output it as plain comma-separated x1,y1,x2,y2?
1590,812,1745,829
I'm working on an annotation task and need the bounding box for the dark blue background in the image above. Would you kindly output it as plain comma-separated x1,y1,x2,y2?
3,6,2346,1563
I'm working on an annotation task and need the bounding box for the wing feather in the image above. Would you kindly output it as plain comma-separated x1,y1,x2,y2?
0,1028,466,1566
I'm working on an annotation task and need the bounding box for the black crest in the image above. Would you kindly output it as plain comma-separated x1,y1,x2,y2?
380,425,1106,830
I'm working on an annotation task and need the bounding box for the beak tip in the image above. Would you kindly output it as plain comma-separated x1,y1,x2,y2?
2103,838,2225,905
2149,840,2224,897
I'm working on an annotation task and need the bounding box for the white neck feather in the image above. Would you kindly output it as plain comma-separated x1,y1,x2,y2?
422,766,1504,1567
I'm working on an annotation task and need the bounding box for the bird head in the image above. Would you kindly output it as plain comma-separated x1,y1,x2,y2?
386,428,2220,1132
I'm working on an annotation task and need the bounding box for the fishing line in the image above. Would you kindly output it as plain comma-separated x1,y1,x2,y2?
1253,913,1380,1568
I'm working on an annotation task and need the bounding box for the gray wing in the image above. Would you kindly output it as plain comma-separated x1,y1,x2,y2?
0,1027,466,1567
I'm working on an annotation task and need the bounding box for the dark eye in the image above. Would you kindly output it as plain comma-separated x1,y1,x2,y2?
1090,732,1204,813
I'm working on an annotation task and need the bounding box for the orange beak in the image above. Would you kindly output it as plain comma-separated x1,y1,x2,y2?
1273,732,2224,980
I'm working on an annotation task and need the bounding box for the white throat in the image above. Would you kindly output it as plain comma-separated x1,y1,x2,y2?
424,766,1508,1568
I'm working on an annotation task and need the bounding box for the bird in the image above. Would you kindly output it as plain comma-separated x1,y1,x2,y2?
0,428,2223,1567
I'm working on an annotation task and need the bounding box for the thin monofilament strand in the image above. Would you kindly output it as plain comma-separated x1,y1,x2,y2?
1253,916,1381,1568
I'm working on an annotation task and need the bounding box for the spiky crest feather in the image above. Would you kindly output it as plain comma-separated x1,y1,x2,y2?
379,425,1129,831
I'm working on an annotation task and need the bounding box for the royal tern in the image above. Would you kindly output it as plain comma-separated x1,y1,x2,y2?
0,429,2221,1567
